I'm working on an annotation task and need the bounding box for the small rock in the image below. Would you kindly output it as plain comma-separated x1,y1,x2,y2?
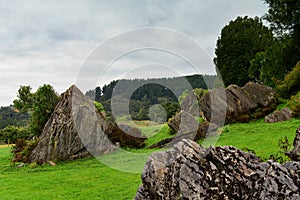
48,161,56,166
264,108,293,123
16,163,25,168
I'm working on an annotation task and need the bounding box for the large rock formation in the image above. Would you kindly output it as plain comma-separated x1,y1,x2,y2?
286,126,300,161
265,108,293,123
29,85,146,164
28,85,115,163
163,82,276,146
180,89,207,116
147,111,219,149
200,82,277,124
135,139,300,200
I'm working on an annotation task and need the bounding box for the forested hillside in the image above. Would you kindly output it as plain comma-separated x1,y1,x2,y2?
85,74,217,120
0,106,29,129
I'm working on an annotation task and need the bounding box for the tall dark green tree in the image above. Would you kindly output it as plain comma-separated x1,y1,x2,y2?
214,16,273,86
13,84,59,136
264,0,300,71
95,86,102,102
264,0,300,37
249,36,293,87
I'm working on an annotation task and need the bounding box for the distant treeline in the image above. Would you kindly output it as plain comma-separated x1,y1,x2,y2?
0,106,30,129
85,74,217,120
86,74,216,101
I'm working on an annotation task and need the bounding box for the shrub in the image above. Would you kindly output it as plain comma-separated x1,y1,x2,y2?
12,138,39,163
0,126,31,144
268,136,292,163
277,61,300,98
193,88,208,100
179,90,189,104
161,102,180,120
277,97,289,110
93,101,105,114
288,91,300,117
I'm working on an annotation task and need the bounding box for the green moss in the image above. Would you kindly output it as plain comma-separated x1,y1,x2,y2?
288,91,300,117
93,101,105,113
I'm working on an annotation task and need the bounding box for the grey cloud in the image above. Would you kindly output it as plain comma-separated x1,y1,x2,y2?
0,0,268,106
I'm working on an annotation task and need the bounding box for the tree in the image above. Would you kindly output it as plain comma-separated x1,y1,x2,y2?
214,16,273,86
0,126,19,144
249,37,292,87
13,86,34,112
102,80,118,100
264,0,300,70
13,84,59,136
30,85,60,135
95,86,102,102
85,89,95,100
0,126,30,144
162,102,180,120
249,52,265,82
0,106,30,129
264,0,300,37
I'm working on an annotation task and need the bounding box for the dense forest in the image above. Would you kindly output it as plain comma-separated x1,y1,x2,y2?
85,74,217,120
0,106,30,144
0,106,29,129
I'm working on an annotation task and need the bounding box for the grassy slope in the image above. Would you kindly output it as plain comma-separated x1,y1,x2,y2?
1,119,300,199
0,147,141,200
141,124,173,147
214,119,299,160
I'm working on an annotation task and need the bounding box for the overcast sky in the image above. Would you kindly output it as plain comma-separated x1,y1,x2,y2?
0,0,268,106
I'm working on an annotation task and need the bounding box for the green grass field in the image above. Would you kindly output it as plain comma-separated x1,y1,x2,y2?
0,147,141,199
213,119,300,159
1,119,300,199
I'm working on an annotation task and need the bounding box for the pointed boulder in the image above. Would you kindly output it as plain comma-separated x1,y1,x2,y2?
29,85,116,163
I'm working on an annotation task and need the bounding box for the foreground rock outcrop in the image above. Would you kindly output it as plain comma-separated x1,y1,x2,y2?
135,139,300,199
